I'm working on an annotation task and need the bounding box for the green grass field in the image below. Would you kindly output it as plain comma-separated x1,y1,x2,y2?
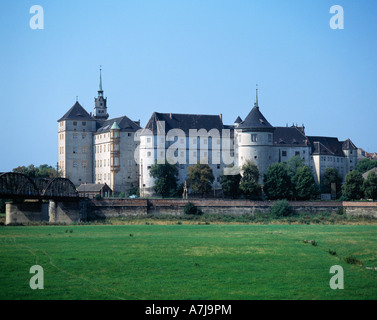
1,223,377,300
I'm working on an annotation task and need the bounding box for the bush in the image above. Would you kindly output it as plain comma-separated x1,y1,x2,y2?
270,200,294,217
184,202,203,216
344,255,362,266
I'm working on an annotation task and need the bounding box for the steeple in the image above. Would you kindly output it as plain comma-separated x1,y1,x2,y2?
94,66,109,120
254,84,259,108
98,66,103,97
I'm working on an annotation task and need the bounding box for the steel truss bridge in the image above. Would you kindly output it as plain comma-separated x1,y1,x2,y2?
0,172,78,201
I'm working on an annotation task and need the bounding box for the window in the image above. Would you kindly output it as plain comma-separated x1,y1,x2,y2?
268,134,272,143
82,134,86,139
282,151,287,157
147,152,151,157
82,121,86,126
82,160,87,168
147,138,151,143
203,139,208,145
295,151,300,156
73,121,77,126
73,147,77,154
251,134,258,142
128,133,132,137
73,160,78,168
73,133,78,140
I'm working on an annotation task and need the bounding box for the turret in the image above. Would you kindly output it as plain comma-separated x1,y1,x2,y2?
94,67,109,120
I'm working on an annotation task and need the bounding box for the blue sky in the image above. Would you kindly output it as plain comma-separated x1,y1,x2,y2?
1,0,376,172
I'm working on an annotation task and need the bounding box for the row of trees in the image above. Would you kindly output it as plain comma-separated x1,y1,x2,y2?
221,157,319,200
12,164,59,179
149,156,377,201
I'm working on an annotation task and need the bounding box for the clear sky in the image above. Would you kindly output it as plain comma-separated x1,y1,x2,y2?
1,0,376,172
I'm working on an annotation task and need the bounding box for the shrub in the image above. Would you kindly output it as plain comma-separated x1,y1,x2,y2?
345,255,362,266
270,200,294,217
184,202,203,216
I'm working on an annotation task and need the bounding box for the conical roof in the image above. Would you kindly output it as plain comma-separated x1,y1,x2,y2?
110,121,120,130
234,116,242,124
237,105,273,131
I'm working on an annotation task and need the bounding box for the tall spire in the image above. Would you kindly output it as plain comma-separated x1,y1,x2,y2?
94,65,108,120
98,66,103,95
254,84,259,107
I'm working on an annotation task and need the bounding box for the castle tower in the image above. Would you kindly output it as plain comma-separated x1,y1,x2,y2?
236,87,275,183
94,67,109,120
110,121,121,191
57,100,96,186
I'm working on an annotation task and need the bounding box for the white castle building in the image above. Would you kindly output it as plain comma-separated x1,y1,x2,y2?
58,72,358,196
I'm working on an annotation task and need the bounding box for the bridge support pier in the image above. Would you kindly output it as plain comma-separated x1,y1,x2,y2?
5,201,48,225
5,199,87,225
49,200,86,224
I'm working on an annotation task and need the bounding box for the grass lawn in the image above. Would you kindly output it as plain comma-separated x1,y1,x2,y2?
0,223,377,300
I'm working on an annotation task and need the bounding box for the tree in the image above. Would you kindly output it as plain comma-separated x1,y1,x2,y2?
13,164,57,179
220,167,242,199
363,171,377,200
286,155,305,178
355,158,377,174
149,162,179,198
292,165,319,200
187,163,214,197
263,163,293,200
342,171,364,200
239,160,261,200
320,167,342,197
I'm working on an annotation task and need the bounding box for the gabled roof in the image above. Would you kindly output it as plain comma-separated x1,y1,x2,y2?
96,116,141,133
307,136,345,157
237,105,274,131
58,102,94,122
143,112,224,135
362,167,377,179
341,139,357,150
273,127,308,147
77,183,112,192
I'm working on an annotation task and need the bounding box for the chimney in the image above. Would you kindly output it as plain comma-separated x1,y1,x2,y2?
170,113,172,119
219,113,222,121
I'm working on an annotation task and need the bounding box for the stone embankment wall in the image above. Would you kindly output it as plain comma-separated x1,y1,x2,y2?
5,199,377,225
88,199,377,219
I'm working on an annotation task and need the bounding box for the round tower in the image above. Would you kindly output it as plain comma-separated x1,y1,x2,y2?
236,88,275,183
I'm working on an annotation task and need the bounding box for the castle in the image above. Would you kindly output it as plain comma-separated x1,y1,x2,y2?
58,71,358,196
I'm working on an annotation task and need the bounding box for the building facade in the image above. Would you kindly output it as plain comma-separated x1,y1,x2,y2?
58,76,359,196
58,70,141,194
